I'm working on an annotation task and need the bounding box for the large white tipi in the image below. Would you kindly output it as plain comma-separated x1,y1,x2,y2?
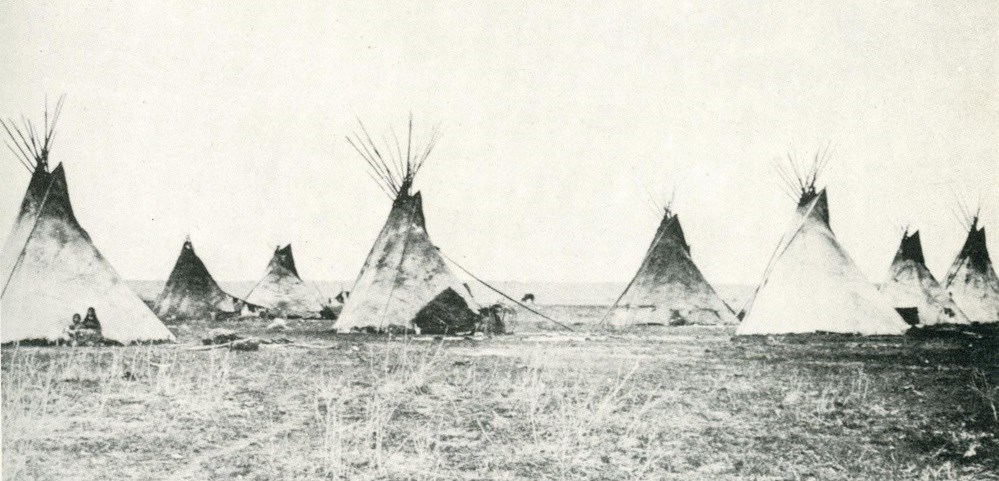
334,119,480,334
943,214,999,323
879,229,968,326
605,202,737,327
1,101,174,343
245,244,325,318
736,153,908,335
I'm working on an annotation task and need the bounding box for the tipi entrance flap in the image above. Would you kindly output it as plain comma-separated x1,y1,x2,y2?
412,287,479,334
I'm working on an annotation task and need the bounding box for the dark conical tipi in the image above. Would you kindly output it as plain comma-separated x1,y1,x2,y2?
879,230,968,325
334,118,480,334
605,202,736,327
1,100,174,343
737,151,907,335
154,237,258,320
245,244,325,318
943,215,999,323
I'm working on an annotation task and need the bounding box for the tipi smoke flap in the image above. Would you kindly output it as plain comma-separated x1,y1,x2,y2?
1,100,174,343
245,244,325,318
154,237,260,321
736,151,908,335
334,118,480,334
879,230,968,326
605,203,737,327
943,215,999,323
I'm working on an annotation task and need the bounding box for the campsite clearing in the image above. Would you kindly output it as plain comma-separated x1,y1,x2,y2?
3,312,998,481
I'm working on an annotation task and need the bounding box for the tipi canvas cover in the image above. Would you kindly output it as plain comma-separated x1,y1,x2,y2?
943,217,999,323
879,230,968,326
2,104,173,344
737,176,908,335
334,120,480,334
154,237,258,320
606,207,736,326
245,245,324,318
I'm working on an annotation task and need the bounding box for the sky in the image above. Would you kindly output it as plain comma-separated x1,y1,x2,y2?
1,1,996,286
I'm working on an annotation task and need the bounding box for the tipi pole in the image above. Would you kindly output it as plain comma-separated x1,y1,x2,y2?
436,248,576,332
598,271,641,326
1,172,57,297
736,194,821,316
243,260,271,299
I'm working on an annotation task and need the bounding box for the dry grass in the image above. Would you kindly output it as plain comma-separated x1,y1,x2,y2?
2,312,998,480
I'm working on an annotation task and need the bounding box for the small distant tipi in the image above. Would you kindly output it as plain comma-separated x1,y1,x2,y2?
1,99,174,343
604,199,737,327
334,118,480,334
154,237,259,320
245,244,325,318
879,229,968,325
736,151,908,335
943,213,999,323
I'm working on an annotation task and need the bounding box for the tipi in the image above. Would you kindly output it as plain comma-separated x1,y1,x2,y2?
1,100,174,343
736,152,908,335
879,229,968,325
334,118,480,334
154,237,259,320
604,200,737,327
943,214,999,323
245,244,325,318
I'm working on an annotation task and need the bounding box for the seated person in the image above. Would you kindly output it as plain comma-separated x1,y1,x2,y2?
69,313,83,331
67,307,103,346
82,307,101,330
63,313,82,342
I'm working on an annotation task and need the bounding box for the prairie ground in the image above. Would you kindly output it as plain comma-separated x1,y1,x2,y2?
2,307,998,480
